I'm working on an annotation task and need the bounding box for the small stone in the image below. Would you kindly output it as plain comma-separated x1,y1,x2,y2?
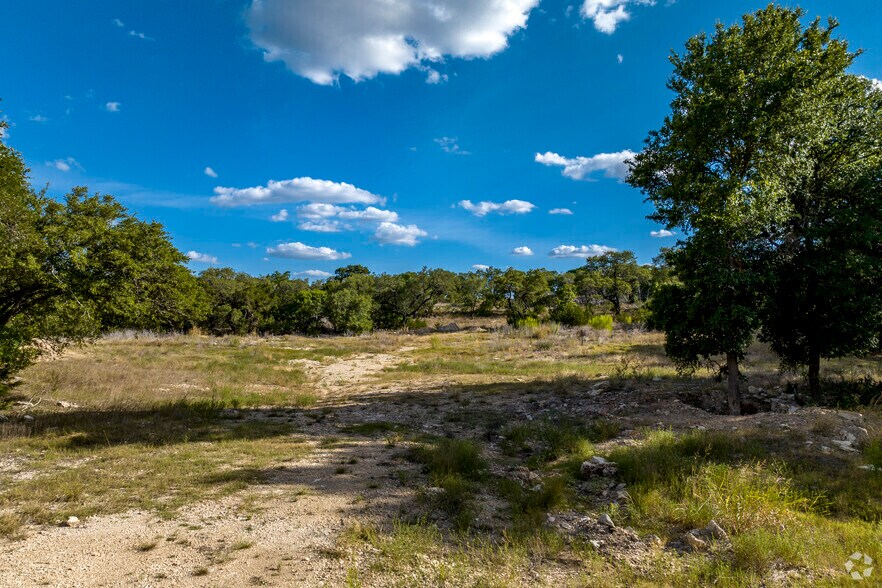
685,532,707,551
704,520,728,541
22,415,35,422
644,534,662,546
64,516,81,528
589,540,603,549
598,514,615,528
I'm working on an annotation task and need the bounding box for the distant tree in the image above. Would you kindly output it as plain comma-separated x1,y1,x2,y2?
628,6,852,413
257,272,309,334
496,268,553,325
325,288,373,334
197,268,264,335
286,288,328,335
332,264,371,281
550,281,591,326
323,271,375,334
373,268,453,329
576,251,640,316
0,128,205,383
759,74,882,397
452,270,494,315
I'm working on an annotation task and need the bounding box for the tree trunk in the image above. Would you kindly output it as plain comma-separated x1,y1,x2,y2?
726,351,741,415
807,347,821,400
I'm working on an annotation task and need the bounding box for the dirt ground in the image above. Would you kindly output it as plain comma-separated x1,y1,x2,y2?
0,332,879,587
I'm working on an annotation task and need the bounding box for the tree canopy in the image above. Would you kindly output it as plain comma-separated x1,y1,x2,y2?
630,5,882,410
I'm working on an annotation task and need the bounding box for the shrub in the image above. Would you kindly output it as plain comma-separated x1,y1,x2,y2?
514,317,541,330
587,315,614,332
550,303,591,326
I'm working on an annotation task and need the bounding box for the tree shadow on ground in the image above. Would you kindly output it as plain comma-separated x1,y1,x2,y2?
1,375,878,533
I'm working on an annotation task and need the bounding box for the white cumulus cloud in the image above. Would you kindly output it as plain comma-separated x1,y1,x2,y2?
266,242,352,260
581,0,655,34
246,0,540,85
204,166,218,178
458,199,535,217
535,150,635,181
271,209,289,222
472,264,490,270
46,157,81,172
512,246,534,256
187,251,219,264
211,177,384,207
650,229,674,238
550,244,616,258
374,222,428,246
105,102,121,112
549,208,574,215
295,203,399,232
298,220,344,233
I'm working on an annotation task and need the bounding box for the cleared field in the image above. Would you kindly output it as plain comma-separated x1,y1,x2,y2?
1,326,880,587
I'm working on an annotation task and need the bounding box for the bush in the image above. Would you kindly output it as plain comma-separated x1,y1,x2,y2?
587,315,614,332
550,302,592,326
514,317,541,330
619,307,652,327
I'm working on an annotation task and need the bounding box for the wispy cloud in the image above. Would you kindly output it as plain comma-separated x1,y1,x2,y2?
270,209,289,222
29,114,49,123
435,136,471,155
549,208,573,215
204,166,218,178
295,270,332,279
105,102,121,112
45,157,82,172
550,244,616,258
458,199,535,217
535,150,635,181
266,242,351,261
128,30,153,41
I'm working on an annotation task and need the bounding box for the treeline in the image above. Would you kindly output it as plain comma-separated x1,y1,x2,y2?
0,126,662,384
186,252,668,336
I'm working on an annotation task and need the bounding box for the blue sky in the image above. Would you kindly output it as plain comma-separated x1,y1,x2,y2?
3,0,881,278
